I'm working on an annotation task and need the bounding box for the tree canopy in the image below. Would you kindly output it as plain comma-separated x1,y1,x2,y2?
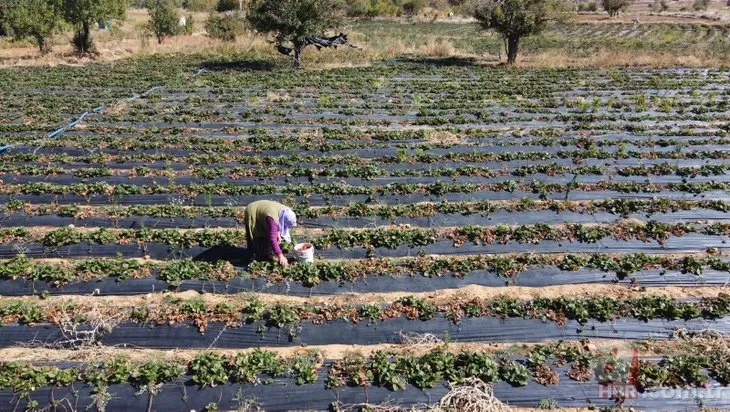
148,0,181,43
601,0,631,17
247,0,344,66
0,4,8,37
0,0,64,53
62,0,129,53
468,0,571,64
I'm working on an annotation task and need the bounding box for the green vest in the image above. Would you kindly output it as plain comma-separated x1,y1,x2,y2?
245,200,286,239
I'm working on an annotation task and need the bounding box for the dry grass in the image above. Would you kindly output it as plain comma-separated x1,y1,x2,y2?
265,90,292,103
420,38,458,57
4,36,719,70
525,49,723,68
0,32,273,68
0,17,725,69
433,379,512,412
396,331,445,345
424,130,463,145
53,305,124,349
333,378,512,412
668,329,730,357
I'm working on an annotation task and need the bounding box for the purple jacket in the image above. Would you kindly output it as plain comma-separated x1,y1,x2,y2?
266,216,283,255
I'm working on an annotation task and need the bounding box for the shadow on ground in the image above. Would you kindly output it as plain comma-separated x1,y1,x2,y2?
394,56,482,67
193,246,253,265
200,59,278,72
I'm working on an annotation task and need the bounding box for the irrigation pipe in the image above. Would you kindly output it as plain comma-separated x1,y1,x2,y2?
39,67,210,144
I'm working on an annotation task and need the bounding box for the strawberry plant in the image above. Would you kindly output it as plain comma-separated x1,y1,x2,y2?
397,296,437,320
499,360,530,387
230,349,283,383
369,351,405,391
132,361,184,387
190,352,229,387
289,351,322,385
451,352,499,383
42,228,83,247
360,304,382,325
635,360,669,391
267,303,300,329
660,355,709,388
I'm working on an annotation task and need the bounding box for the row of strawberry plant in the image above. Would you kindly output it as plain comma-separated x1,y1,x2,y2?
0,252,723,287
0,221,723,250
8,162,719,180
314,221,730,250
2,344,728,409
18,131,729,150
5,180,730,198
7,147,730,166
4,198,727,222
296,198,730,220
3,294,730,330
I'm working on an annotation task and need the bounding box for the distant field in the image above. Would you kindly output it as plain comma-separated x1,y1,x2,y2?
354,20,730,66
2,15,730,67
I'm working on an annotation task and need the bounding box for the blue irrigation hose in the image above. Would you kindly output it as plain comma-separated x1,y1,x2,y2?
48,128,65,138
0,145,13,153
45,68,201,139
143,86,164,96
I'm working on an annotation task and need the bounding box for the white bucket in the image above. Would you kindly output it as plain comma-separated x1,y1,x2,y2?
294,242,314,263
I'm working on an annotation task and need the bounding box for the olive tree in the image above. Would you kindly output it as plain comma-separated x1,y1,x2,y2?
0,0,64,54
692,0,709,10
62,0,129,53
468,0,571,64
601,0,631,16
148,0,181,43
0,3,7,37
247,0,343,67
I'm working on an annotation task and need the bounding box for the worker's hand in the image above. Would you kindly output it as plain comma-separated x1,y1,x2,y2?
277,254,289,267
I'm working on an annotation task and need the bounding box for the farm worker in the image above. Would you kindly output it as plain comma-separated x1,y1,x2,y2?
244,200,297,267
178,16,187,28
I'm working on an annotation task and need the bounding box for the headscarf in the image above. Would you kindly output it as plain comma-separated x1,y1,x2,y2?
278,208,297,243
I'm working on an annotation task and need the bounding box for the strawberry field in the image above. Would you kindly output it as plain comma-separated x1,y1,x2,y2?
1,57,730,410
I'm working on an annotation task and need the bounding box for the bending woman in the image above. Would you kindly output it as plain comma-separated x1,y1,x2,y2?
244,200,297,267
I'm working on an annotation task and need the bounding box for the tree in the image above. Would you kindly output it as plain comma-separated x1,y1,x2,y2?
0,0,64,54
148,0,180,43
247,0,343,67
601,0,631,16
468,0,571,64
182,0,217,11
692,0,709,10
649,0,668,12
205,11,244,41
62,0,129,54
0,3,7,37
216,0,239,12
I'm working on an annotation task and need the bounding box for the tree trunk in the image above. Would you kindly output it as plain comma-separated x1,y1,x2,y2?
74,21,93,54
293,46,302,68
506,35,519,65
84,21,92,51
36,35,51,55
